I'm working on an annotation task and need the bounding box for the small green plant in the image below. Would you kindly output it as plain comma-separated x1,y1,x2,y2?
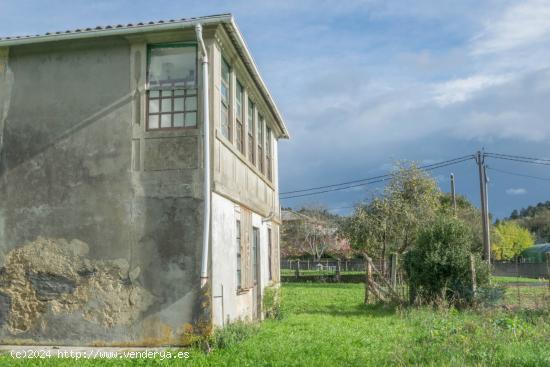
211,321,259,349
475,285,506,307
263,286,283,319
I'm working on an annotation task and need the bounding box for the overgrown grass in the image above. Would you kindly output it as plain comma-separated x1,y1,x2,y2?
1,283,549,366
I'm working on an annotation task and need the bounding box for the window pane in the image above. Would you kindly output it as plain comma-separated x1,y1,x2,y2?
185,112,196,127
161,114,171,128
174,98,184,112
221,107,229,139
266,128,272,154
257,115,263,144
174,113,184,127
174,89,185,97
148,115,159,129
247,100,254,131
221,83,228,104
222,58,230,84
150,90,160,98
186,96,197,111
148,45,197,88
149,99,159,113
161,98,171,112
236,82,243,121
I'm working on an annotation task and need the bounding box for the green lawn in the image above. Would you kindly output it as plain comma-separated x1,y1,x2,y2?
492,276,548,284
280,269,364,276
1,283,550,366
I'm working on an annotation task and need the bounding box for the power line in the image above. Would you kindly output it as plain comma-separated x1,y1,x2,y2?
486,152,550,164
280,154,475,196
280,156,474,200
485,153,550,166
487,166,550,181
281,177,390,199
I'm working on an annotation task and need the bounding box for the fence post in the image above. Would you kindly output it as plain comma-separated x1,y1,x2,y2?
470,254,477,300
546,253,550,288
364,255,372,304
336,259,341,282
390,253,398,290
307,259,310,270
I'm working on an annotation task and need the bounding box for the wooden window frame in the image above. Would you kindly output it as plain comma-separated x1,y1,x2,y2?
146,43,198,131
257,115,264,174
266,127,272,181
247,99,255,165
235,80,244,154
221,57,231,141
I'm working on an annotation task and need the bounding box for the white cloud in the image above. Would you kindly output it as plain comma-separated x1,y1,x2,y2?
433,74,512,105
506,188,527,195
473,0,550,55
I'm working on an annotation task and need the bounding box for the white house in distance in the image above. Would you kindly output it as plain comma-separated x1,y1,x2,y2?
0,13,288,346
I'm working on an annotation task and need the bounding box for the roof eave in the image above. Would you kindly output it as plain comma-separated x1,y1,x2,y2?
0,14,232,47
224,19,290,139
0,13,290,139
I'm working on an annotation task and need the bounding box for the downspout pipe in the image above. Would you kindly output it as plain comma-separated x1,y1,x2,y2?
196,24,210,287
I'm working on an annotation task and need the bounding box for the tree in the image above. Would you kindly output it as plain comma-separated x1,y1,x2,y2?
439,193,484,253
384,162,441,253
339,197,390,260
492,222,535,260
404,216,490,306
281,206,340,260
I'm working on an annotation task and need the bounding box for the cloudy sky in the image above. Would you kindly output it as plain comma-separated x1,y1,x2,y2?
2,0,550,218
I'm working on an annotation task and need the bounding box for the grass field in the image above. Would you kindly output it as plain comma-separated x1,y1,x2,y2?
280,269,364,276
1,283,549,366
492,276,548,284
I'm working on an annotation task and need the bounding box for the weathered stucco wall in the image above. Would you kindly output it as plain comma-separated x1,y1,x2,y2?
210,192,276,327
0,36,203,346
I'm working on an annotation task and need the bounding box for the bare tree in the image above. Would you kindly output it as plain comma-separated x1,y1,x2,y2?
281,206,339,260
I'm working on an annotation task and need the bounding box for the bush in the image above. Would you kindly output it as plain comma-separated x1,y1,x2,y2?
211,321,259,349
405,216,490,306
263,286,283,319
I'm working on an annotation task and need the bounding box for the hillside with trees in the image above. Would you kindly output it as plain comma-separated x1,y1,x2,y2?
506,201,550,243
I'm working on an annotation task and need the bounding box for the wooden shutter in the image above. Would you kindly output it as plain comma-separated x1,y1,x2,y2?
272,224,281,282
241,208,253,289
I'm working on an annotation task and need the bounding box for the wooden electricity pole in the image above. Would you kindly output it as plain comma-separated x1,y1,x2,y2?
476,151,491,263
450,173,457,216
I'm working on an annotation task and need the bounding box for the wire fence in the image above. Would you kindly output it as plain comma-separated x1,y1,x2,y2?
281,256,550,310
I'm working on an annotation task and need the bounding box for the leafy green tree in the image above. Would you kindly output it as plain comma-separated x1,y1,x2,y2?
384,162,441,253
492,222,535,260
339,197,390,260
404,216,489,306
439,193,484,253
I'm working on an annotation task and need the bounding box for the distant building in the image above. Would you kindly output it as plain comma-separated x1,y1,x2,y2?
0,14,289,346
520,243,550,263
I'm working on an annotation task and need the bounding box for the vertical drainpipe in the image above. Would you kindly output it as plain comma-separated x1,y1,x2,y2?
196,24,210,288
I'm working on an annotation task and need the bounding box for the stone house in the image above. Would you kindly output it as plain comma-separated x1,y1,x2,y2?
0,13,288,346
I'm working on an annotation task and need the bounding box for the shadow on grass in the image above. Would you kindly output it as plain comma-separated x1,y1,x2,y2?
291,302,400,318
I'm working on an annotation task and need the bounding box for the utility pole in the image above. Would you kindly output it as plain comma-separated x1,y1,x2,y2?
450,173,457,216
476,151,491,263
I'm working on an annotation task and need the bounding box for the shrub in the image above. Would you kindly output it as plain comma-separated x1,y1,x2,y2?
263,286,283,320
211,321,259,349
404,216,490,306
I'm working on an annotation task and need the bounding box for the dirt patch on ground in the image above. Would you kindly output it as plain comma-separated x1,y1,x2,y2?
0,238,154,334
